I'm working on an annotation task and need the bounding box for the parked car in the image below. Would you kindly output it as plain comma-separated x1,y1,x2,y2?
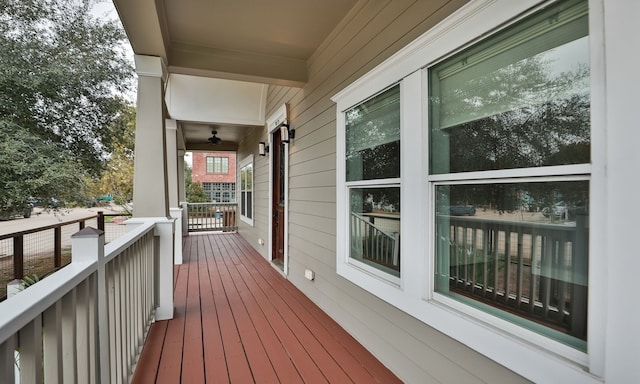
542,201,587,220
0,202,33,221
542,202,567,219
29,197,62,208
449,205,476,216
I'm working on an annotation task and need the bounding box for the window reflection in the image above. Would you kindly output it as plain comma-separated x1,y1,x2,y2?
346,85,400,181
430,2,590,174
435,180,589,349
350,187,400,277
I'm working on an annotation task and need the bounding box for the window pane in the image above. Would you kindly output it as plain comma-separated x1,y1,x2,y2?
240,163,252,219
246,164,252,189
350,187,400,277
241,191,246,215
222,157,229,173
434,180,588,350
246,191,252,219
208,157,229,173
346,85,400,181
430,0,589,174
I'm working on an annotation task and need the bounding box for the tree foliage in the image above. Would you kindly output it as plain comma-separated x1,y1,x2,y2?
185,165,210,203
0,121,85,211
430,55,590,210
85,102,135,210
0,0,135,214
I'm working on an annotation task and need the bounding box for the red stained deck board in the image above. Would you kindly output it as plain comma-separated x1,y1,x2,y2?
131,320,168,383
197,236,230,384
208,236,326,383
214,242,281,384
180,237,205,384
217,254,304,383
213,237,332,384
204,237,255,384
154,257,189,384
228,235,401,384
219,238,352,384
132,232,401,384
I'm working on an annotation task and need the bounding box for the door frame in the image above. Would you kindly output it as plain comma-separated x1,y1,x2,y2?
266,104,289,275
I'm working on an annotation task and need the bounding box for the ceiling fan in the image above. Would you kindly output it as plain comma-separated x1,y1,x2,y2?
207,130,221,145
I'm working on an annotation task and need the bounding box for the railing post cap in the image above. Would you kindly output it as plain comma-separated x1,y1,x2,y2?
71,226,105,238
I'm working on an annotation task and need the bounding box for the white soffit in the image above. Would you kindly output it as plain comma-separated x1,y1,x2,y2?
165,74,267,126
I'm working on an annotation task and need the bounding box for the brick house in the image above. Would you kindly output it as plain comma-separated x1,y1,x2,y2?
190,151,236,203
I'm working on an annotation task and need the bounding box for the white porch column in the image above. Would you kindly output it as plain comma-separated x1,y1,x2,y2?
166,119,179,207
177,150,186,203
166,119,183,265
132,55,170,218
178,151,189,236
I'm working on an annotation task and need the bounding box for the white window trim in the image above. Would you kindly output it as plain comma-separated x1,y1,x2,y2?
332,0,605,382
239,155,254,226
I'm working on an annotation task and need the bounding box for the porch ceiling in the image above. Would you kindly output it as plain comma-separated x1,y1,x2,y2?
113,0,357,87
113,0,357,150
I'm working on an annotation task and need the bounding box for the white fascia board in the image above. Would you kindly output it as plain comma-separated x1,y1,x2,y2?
165,74,267,126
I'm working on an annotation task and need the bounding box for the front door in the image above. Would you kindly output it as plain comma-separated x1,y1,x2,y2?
272,130,285,268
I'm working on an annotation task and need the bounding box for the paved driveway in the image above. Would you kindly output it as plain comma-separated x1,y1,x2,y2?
0,206,125,237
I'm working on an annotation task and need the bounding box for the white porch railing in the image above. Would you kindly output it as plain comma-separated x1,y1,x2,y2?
350,212,400,271
0,218,175,383
184,202,237,232
437,214,588,340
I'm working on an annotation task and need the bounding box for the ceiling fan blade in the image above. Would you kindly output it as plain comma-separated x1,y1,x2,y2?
208,130,221,144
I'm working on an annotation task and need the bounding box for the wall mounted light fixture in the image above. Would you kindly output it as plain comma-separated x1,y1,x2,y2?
258,141,269,156
280,123,295,143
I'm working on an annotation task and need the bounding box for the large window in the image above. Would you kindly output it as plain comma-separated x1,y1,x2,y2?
429,0,589,351
345,85,401,279
206,156,229,174
239,156,253,225
333,0,600,380
202,182,236,202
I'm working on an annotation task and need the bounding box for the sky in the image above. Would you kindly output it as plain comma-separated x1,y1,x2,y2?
91,0,136,98
90,1,124,33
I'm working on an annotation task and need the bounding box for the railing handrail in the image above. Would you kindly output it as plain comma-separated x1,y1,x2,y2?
0,219,156,345
187,202,237,207
0,214,98,240
439,214,580,232
352,211,398,239
104,220,155,261
0,259,96,344
185,202,238,233
0,211,131,241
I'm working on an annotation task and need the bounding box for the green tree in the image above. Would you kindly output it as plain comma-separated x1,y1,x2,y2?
86,102,136,211
0,0,135,213
185,165,209,203
0,121,84,213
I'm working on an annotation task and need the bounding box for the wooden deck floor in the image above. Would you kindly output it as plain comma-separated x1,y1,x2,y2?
131,232,401,383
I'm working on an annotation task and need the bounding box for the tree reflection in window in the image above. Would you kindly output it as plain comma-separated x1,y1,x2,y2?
346,85,400,181
430,0,590,174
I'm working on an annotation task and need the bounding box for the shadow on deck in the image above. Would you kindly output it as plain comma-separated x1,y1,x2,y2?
132,232,401,383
